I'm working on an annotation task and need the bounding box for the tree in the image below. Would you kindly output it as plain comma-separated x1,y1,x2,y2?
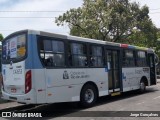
123,18,157,48
155,29,160,58
55,0,157,47
0,34,3,41
157,28,160,39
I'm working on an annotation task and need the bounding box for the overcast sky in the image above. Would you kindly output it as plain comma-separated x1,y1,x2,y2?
0,0,160,38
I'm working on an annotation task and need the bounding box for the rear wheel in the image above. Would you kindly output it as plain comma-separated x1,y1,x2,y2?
139,80,146,93
80,84,97,107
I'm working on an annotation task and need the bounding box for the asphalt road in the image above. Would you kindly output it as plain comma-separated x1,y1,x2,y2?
1,83,160,120
54,83,160,120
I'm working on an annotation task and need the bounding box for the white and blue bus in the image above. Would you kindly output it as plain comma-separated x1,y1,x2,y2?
1,30,158,107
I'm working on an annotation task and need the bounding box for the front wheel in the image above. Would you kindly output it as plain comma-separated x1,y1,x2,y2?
80,84,98,107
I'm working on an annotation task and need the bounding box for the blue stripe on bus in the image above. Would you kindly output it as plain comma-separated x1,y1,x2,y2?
25,34,43,69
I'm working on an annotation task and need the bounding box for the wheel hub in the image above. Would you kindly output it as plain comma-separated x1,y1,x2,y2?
140,82,145,90
84,89,94,103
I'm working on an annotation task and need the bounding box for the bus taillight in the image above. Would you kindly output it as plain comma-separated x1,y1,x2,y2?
25,70,32,94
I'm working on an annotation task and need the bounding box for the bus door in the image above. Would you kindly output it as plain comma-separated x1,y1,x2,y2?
105,49,121,93
148,53,156,85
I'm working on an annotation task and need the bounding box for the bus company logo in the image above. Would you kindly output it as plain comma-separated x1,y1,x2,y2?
2,112,42,118
2,112,11,117
63,71,69,79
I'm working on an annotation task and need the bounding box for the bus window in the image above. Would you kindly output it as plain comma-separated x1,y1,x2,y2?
90,46,103,67
39,40,65,67
106,50,112,70
137,51,147,67
122,50,135,67
2,35,26,60
69,43,87,67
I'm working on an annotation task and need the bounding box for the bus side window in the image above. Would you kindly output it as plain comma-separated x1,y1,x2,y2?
69,43,87,67
90,45,103,67
136,51,147,67
68,49,72,66
39,39,65,67
46,57,54,67
122,50,135,67
122,50,128,67
43,40,54,67
52,41,65,67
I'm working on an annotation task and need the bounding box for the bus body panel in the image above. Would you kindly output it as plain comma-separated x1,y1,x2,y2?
32,69,46,103
2,61,25,95
26,34,43,70
26,34,46,103
45,68,109,103
122,67,150,92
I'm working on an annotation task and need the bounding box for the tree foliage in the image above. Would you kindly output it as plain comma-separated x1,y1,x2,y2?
55,0,157,48
155,29,160,58
0,34,3,41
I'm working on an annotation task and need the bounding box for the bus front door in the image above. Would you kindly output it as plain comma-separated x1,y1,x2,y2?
148,53,156,85
106,49,121,93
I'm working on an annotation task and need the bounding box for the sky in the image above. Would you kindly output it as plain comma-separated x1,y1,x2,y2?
0,0,160,38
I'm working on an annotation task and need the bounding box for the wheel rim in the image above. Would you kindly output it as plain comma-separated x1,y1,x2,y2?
84,89,94,103
140,82,145,91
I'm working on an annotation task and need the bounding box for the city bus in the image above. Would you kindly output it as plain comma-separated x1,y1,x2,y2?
1,30,158,107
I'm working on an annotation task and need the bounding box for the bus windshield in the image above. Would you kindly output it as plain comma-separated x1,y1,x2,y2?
2,34,26,61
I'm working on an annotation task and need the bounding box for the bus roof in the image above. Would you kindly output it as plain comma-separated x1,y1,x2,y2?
4,29,154,52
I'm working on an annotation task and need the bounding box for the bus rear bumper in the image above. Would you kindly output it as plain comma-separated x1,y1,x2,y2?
1,89,37,104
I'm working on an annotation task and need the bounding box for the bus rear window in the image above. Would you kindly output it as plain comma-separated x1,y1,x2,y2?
2,35,26,60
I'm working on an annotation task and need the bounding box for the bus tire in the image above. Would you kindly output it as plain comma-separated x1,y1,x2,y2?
139,80,146,93
80,84,97,108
